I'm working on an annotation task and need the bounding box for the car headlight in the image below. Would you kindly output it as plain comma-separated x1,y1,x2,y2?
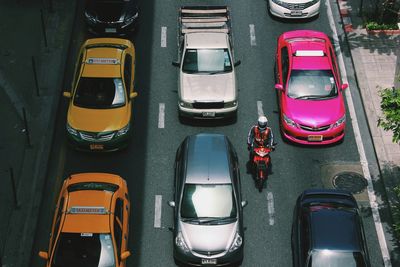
228,233,243,252
122,12,139,27
224,101,237,108
175,232,190,253
179,101,192,108
84,11,96,23
283,114,297,128
332,115,346,128
271,0,288,8
310,0,320,5
115,124,130,137
66,123,78,136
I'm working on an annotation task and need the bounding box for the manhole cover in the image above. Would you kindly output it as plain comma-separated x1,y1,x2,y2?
332,172,368,194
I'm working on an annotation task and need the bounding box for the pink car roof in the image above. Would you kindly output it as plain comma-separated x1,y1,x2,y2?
290,41,331,70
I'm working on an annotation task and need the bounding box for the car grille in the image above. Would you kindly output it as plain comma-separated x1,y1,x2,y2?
299,124,331,132
79,132,115,142
192,102,224,109
280,0,317,10
192,249,225,256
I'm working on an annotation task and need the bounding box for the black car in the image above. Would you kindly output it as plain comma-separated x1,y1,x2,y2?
84,0,139,35
292,189,371,267
168,133,247,266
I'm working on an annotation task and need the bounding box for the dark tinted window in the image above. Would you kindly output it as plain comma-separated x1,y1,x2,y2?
74,77,125,109
124,54,132,96
281,47,289,87
68,182,118,193
309,250,366,267
51,233,115,267
182,49,232,73
287,70,337,100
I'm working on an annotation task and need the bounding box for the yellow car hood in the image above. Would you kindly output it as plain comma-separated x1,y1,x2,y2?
68,104,130,132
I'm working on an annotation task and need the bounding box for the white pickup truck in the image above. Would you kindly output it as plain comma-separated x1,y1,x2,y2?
173,6,241,119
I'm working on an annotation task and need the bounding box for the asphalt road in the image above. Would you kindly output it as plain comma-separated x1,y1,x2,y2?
30,0,389,266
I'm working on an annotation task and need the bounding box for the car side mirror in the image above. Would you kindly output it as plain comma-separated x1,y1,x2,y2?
241,200,248,208
341,83,349,90
172,61,180,67
168,201,175,208
130,92,138,99
63,91,72,98
38,251,49,260
275,84,284,91
234,60,241,67
120,251,131,261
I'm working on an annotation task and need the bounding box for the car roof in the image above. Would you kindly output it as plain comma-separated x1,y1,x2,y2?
185,133,232,184
309,207,362,251
82,47,122,78
289,41,331,70
186,33,228,49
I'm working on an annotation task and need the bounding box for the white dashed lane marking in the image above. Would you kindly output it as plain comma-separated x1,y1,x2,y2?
161,26,167,48
249,24,256,46
158,103,165,129
154,195,162,228
267,192,275,226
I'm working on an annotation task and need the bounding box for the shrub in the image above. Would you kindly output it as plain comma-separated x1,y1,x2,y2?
378,86,400,143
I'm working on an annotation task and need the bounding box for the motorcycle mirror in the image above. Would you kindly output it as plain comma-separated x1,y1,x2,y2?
168,227,174,232
168,201,175,208
234,60,241,67
241,200,248,208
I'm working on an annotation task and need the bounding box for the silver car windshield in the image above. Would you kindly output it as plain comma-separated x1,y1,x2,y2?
308,250,366,267
182,49,232,74
51,233,115,267
180,184,237,221
287,70,337,100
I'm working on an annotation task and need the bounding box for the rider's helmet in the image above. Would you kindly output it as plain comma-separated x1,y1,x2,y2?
257,116,268,130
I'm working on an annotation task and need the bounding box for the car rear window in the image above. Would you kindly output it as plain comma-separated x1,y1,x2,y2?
309,250,366,267
67,182,119,193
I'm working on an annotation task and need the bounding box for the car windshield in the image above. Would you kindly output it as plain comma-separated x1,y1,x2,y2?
74,77,125,109
182,49,232,74
308,250,366,267
180,184,237,223
51,233,115,267
287,70,337,100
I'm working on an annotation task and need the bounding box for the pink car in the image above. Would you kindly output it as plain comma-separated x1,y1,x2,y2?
275,30,348,145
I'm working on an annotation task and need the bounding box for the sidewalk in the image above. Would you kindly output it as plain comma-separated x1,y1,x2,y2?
338,0,400,246
0,1,77,266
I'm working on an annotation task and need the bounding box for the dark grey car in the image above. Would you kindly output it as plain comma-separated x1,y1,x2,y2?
292,189,371,267
168,133,247,266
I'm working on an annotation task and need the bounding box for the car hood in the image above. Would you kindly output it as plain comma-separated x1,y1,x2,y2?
180,72,235,102
67,104,130,132
180,221,237,252
283,96,344,126
278,0,314,3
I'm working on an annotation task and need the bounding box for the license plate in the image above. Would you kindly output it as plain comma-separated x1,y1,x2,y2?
308,135,323,142
105,28,117,33
202,112,215,117
201,258,217,265
90,144,104,150
290,10,303,16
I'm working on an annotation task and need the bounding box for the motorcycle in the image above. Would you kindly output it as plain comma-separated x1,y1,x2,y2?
249,144,275,192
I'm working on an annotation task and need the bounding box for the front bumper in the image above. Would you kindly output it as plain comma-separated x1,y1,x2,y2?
85,19,138,36
66,130,131,152
268,1,320,19
282,121,345,145
178,104,237,119
174,246,243,267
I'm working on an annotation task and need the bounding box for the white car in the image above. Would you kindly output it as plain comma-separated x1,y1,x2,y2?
269,0,320,19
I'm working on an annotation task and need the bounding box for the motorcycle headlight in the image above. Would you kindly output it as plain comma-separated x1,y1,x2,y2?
84,11,96,23
175,232,190,253
179,101,192,108
283,114,297,128
332,115,346,128
228,233,243,252
122,12,139,27
66,123,78,136
224,101,237,108
115,124,130,137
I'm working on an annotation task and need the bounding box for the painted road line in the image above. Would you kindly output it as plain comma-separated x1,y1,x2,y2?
161,26,167,48
326,1,392,266
257,101,264,117
267,192,275,226
154,195,162,228
249,24,256,46
158,103,165,128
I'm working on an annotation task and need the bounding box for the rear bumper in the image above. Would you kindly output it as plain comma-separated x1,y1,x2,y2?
178,105,237,119
269,1,320,19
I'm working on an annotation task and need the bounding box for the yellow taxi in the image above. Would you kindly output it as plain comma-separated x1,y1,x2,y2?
38,173,131,267
64,38,137,151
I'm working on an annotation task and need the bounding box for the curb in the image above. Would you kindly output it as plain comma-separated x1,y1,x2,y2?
338,0,353,32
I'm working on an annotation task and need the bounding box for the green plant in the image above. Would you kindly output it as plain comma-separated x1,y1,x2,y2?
378,86,400,143
365,21,399,30
393,186,400,236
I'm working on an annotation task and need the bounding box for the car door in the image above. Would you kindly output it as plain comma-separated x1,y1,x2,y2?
49,195,65,262
113,197,125,266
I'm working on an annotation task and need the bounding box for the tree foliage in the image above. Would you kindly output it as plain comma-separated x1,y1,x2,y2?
378,86,400,143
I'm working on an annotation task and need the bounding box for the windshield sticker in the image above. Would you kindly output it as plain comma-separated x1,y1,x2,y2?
81,233,93,237
330,77,334,84
86,58,120,65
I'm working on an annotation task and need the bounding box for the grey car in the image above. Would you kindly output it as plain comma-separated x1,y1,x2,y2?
168,133,247,266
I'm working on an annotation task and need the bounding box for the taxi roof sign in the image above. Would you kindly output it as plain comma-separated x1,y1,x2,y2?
294,50,324,57
86,58,120,65
68,206,108,215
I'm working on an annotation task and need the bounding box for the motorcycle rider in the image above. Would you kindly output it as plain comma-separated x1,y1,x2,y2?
247,116,275,153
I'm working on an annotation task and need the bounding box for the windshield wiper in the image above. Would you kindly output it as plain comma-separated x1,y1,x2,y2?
198,217,236,224
181,217,200,223
295,95,323,100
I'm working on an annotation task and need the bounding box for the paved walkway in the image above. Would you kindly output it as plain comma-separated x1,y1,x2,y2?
0,0,77,266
